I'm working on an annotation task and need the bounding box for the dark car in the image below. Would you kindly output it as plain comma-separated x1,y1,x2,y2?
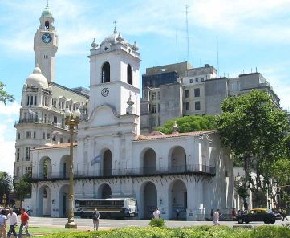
237,208,278,224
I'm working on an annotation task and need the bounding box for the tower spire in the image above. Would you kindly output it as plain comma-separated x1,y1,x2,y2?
46,0,49,7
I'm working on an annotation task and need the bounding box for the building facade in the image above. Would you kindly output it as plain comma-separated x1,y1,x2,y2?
23,5,234,221
141,63,280,133
14,5,88,180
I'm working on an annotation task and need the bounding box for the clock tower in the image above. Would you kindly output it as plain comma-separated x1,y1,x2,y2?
88,30,140,117
34,4,58,83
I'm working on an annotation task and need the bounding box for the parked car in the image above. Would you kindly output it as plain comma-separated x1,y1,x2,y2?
237,208,279,224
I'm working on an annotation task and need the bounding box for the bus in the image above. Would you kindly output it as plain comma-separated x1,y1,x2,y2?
74,198,138,219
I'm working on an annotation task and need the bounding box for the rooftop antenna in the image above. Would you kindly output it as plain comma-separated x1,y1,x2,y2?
216,37,219,77
46,0,49,7
185,5,190,63
113,20,117,33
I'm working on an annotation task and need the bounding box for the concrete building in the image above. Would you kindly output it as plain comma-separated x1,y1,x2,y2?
141,63,280,133
21,4,234,221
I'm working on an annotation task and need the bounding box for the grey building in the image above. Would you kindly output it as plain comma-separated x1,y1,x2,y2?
141,62,280,133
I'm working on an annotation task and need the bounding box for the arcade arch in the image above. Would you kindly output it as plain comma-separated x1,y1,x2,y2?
170,179,187,220
169,146,186,172
37,185,51,217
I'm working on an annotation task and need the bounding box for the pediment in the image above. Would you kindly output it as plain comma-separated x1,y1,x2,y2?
88,104,119,127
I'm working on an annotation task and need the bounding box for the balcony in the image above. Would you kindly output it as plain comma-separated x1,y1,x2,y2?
31,164,216,182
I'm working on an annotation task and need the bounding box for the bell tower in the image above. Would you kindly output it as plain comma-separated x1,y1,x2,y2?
34,3,58,83
88,29,141,117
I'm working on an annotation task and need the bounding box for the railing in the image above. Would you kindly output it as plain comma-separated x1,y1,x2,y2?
31,164,216,181
14,118,65,129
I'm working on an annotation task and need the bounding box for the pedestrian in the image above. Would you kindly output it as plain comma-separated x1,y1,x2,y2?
213,209,220,225
176,209,180,220
6,208,17,238
152,208,160,219
0,209,7,238
92,208,100,231
231,208,237,221
210,208,214,220
18,208,30,238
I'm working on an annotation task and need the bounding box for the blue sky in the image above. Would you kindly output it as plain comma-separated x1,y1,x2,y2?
1,0,290,176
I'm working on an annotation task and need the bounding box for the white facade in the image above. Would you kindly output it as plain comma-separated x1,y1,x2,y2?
27,5,234,220
17,4,234,221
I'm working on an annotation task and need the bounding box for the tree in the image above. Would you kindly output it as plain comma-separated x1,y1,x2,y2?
14,173,32,208
0,81,14,104
157,115,217,134
0,171,13,206
216,90,290,207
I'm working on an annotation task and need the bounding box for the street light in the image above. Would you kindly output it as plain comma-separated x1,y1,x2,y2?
64,108,80,228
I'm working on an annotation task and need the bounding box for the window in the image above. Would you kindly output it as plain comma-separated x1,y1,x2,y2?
194,88,200,97
33,132,36,139
195,101,201,110
26,131,31,139
43,132,46,139
25,147,30,161
127,64,132,85
195,78,199,82
151,104,157,113
47,133,51,139
189,79,193,83
17,148,20,162
151,92,156,100
102,61,110,83
185,102,189,110
201,78,205,82
185,90,189,98
157,91,160,100
17,133,20,140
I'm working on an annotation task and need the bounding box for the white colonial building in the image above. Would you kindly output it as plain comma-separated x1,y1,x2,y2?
16,4,234,221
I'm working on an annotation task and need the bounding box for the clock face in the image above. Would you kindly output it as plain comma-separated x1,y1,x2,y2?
42,33,52,44
101,88,109,97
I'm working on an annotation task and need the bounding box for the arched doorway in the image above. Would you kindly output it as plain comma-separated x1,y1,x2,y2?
98,183,112,198
103,150,112,176
39,156,52,179
143,148,156,175
142,182,157,219
170,179,187,220
170,146,186,172
38,185,51,217
59,185,69,218
59,155,69,179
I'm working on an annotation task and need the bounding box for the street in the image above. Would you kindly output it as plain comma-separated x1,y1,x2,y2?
27,216,287,230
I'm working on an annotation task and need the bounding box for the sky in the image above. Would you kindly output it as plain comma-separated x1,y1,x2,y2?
0,0,290,177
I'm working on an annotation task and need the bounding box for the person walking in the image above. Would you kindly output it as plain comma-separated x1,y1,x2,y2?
0,209,7,238
213,209,220,225
18,208,30,238
92,208,100,231
152,208,160,219
6,208,17,238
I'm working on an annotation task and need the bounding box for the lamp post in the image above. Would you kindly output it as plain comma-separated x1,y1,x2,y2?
64,108,80,228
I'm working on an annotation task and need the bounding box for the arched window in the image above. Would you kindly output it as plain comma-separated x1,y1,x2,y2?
127,64,132,85
102,62,110,83
45,21,50,29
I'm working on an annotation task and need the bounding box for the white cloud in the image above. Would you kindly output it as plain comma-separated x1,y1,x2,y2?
0,102,20,176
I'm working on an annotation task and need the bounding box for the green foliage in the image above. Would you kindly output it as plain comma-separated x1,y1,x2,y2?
14,173,32,207
39,226,290,238
148,218,166,228
216,90,290,191
0,81,14,105
157,115,217,134
0,171,12,205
